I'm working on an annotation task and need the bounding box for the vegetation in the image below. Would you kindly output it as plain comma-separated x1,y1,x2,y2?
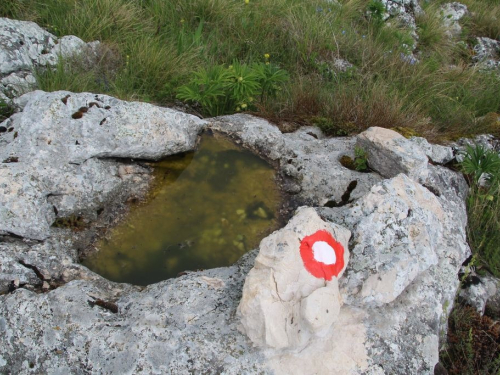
0,99,14,123
461,145,500,277
1,0,500,370
176,61,289,116
441,302,500,374
1,0,499,137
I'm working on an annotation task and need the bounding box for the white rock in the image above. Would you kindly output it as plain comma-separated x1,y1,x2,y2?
0,18,99,99
238,207,350,350
328,174,444,306
440,2,468,38
356,127,429,181
460,273,500,315
410,136,454,164
473,37,500,72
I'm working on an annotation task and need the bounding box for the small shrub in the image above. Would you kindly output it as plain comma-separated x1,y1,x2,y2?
442,303,500,374
461,144,500,278
176,62,289,117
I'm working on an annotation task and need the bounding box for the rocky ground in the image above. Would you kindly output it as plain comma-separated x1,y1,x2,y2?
0,87,471,374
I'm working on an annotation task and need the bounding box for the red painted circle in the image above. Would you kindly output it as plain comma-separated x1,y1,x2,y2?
300,230,345,281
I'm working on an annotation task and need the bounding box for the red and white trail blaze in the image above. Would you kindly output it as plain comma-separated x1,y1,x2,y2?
299,230,345,281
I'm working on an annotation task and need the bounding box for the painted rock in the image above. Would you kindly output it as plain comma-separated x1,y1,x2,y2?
237,207,350,350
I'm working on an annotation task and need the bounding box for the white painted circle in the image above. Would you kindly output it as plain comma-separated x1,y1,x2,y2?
312,241,336,265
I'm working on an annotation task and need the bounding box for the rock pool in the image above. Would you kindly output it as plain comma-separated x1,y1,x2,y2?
82,132,282,285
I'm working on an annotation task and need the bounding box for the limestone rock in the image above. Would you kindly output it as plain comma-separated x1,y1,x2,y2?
318,164,470,373
440,2,468,38
473,37,500,72
322,174,444,307
356,127,429,181
0,18,99,100
410,136,454,164
0,90,471,374
238,207,350,350
460,273,500,316
0,90,206,239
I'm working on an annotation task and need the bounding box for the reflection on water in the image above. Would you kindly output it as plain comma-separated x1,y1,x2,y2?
82,133,282,285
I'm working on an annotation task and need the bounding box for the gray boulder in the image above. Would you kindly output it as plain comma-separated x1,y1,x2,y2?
0,18,99,100
460,273,500,316
410,136,454,164
440,2,468,38
473,37,500,71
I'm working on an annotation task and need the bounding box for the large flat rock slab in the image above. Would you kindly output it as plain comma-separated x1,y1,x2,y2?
0,91,206,239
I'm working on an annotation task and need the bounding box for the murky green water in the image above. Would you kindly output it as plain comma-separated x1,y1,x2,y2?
82,133,282,285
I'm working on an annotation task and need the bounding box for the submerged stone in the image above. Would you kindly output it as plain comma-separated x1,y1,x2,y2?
83,133,282,285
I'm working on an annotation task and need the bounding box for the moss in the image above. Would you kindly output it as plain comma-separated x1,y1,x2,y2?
52,215,86,230
391,126,420,139
339,155,356,170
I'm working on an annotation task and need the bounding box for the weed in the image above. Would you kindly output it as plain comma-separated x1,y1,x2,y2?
460,145,500,278
0,99,14,123
354,146,368,171
367,0,386,25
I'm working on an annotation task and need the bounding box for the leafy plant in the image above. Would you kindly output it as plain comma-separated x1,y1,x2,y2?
461,144,500,185
354,146,368,171
176,62,289,117
251,62,289,102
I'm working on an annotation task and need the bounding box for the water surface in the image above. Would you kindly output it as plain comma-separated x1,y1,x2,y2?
83,133,282,285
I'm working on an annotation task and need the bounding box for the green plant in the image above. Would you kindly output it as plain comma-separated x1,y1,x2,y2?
176,62,289,117
354,146,368,171
0,99,14,123
461,144,500,185
367,0,386,24
251,62,289,102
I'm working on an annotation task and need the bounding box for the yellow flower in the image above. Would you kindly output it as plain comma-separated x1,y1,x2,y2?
238,76,243,82
264,53,270,59
241,103,247,109
180,18,185,24
236,106,241,111
245,0,249,4
228,65,233,69
265,61,270,65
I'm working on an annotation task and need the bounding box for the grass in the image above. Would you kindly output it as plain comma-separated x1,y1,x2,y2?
462,144,500,277
1,0,498,137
